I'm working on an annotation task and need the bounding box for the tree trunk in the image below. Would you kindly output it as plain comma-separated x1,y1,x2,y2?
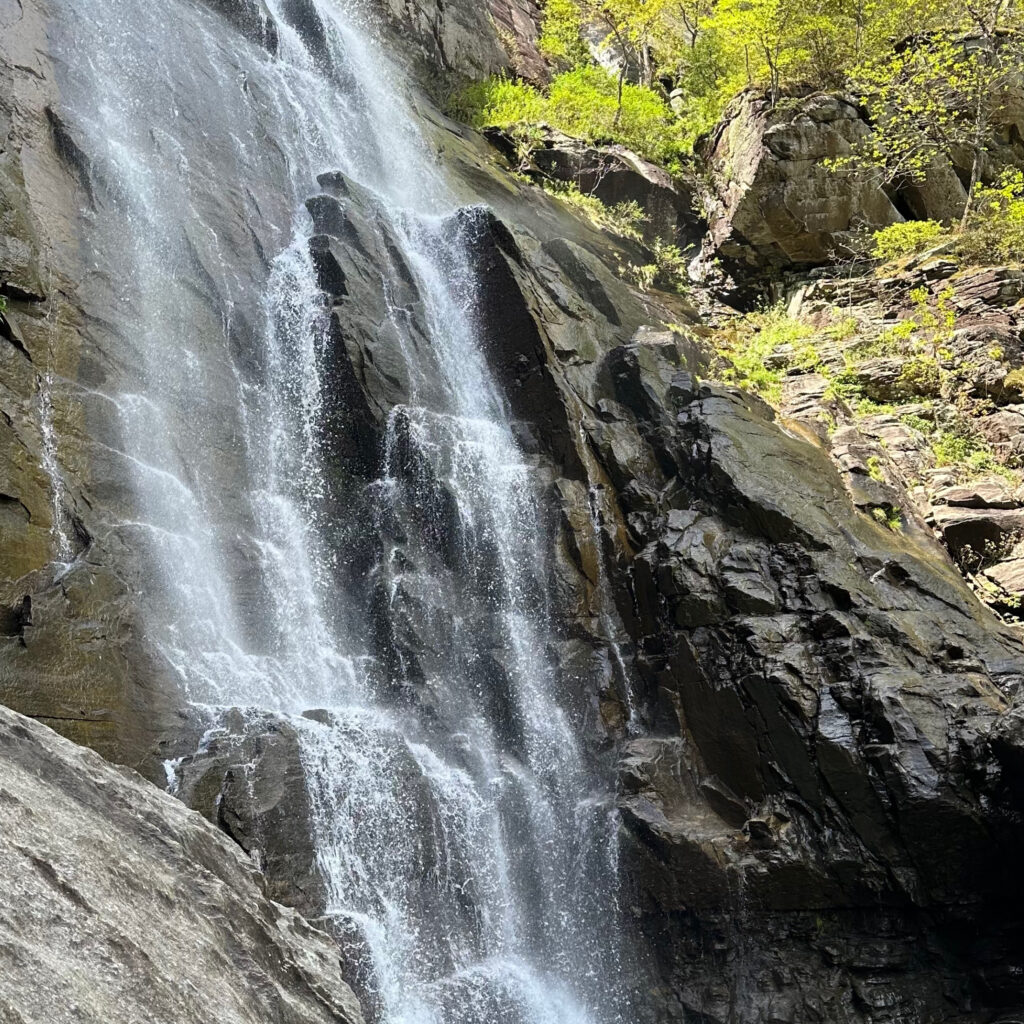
960,147,983,232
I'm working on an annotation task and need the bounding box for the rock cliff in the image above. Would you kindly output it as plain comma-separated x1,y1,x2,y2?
1,1,1024,1023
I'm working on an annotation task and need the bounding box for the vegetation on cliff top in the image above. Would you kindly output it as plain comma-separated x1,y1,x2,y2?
456,0,1024,177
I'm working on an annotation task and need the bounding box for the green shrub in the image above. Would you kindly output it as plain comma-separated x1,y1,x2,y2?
871,505,903,531
449,76,546,130
957,170,1024,266
932,428,984,467
896,357,942,398
546,67,682,161
1004,368,1024,392
871,220,946,262
717,306,815,404
451,67,684,166
900,412,935,435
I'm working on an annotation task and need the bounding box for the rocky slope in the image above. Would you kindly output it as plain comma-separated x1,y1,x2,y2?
772,262,1024,623
0,703,363,1024
1,1,1024,1023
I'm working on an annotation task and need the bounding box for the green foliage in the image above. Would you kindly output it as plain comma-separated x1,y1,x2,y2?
932,427,984,467
0,295,6,315
452,66,683,164
900,412,936,435
872,220,946,262
717,305,814,404
828,316,859,342
449,76,545,131
548,66,683,160
459,0,1024,223
847,318,917,359
541,180,648,240
866,455,885,482
840,10,1024,222
955,170,1024,265
896,357,943,399
538,0,590,67
1004,367,1024,392
871,505,903,531
625,239,690,292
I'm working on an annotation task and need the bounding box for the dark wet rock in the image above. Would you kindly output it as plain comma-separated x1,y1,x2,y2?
169,711,328,918
0,704,363,1024
201,0,280,53
446,215,1024,1018
598,378,1024,1022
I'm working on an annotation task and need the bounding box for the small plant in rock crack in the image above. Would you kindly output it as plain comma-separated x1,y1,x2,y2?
871,505,903,532
956,531,1024,575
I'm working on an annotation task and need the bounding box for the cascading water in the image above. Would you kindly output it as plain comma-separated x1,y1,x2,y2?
47,1,633,1022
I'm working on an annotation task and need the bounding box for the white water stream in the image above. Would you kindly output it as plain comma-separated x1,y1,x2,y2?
49,1,630,1021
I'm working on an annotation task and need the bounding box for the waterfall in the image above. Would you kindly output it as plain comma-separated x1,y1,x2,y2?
48,1,630,1022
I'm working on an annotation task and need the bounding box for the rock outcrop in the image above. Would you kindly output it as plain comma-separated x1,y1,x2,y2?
699,91,905,278
0,703,364,1024
776,263,1024,621
487,126,705,250
697,89,1024,283
377,0,546,83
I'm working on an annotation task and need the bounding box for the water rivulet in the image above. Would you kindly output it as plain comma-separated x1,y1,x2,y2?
48,2,631,1022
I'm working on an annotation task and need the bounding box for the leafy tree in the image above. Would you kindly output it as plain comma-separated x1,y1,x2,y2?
847,1,1024,225
538,0,590,67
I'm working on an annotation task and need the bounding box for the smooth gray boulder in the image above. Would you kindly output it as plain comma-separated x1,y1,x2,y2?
0,704,364,1024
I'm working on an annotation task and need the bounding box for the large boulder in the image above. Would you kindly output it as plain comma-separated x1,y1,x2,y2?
699,91,906,277
0,704,364,1024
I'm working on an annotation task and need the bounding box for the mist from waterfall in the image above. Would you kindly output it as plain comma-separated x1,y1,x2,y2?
48,2,631,1022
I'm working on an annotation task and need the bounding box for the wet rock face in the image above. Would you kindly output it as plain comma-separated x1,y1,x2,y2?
0,704,364,1024
169,709,328,919
254,152,1024,1018
572,368,1024,1018
0,13,186,777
